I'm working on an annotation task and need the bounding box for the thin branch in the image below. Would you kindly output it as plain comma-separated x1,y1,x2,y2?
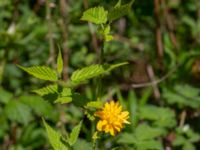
179,110,187,128
132,65,178,88
146,65,160,100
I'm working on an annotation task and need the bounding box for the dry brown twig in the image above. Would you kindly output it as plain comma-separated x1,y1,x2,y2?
146,65,161,100
132,65,178,88
59,0,70,80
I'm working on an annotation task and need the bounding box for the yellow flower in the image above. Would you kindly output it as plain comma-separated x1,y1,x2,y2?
95,101,130,136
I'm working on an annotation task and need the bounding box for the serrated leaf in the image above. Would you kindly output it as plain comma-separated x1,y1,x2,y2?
81,7,108,24
33,84,58,96
85,111,95,121
163,84,200,108
57,48,63,75
55,88,72,104
139,105,176,128
43,119,68,150
117,133,137,144
135,124,166,141
71,62,128,83
136,140,163,150
71,65,104,83
61,88,72,97
68,121,82,146
4,100,32,125
18,65,58,81
19,95,56,119
108,1,134,22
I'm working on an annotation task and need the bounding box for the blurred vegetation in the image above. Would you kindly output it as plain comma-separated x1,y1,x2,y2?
0,0,200,150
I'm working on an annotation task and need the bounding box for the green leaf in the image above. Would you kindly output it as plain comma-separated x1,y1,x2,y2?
0,88,13,104
4,100,32,125
105,35,113,42
86,101,103,109
54,88,72,104
71,62,128,83
55,97,72,104
103,25,111,35
117,133,137,144
18,65,58,81
114,0,121,8
183,143,195,150
187,130,200,143
135,124,166,141
73,139,92,150
85,111,95,121
32,84,58,96
68,121,82,146
81,6,108,24
57,47,63,75
19,95,56,120
173,135,186,146
136,140,163,150
71,64,104,83
163,84,200,108
43,119,68,150
139,105,176,128
108,0,134,22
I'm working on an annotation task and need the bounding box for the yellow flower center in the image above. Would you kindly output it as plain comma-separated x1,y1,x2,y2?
95,101,130,136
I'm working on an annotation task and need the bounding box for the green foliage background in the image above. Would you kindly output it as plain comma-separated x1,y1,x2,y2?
0,0,200,149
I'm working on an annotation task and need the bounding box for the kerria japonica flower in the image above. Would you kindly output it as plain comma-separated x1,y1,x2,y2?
95,101,130,136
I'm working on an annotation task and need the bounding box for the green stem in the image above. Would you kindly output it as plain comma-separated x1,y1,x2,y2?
92,138,97,150
100,41,104,64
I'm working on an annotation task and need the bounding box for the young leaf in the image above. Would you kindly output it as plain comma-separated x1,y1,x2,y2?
68,121,82,146
81,7,108,24
43,119,68,150
18,65,58,81
108,0,134,22
103,25,111,35
54,88,72,104
71,62,128,83
55,97,72,104
32,84,58,96
86,101,103,109
105,35,113,42
71,64,104,83
57,47,63,75
114,0,122,8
